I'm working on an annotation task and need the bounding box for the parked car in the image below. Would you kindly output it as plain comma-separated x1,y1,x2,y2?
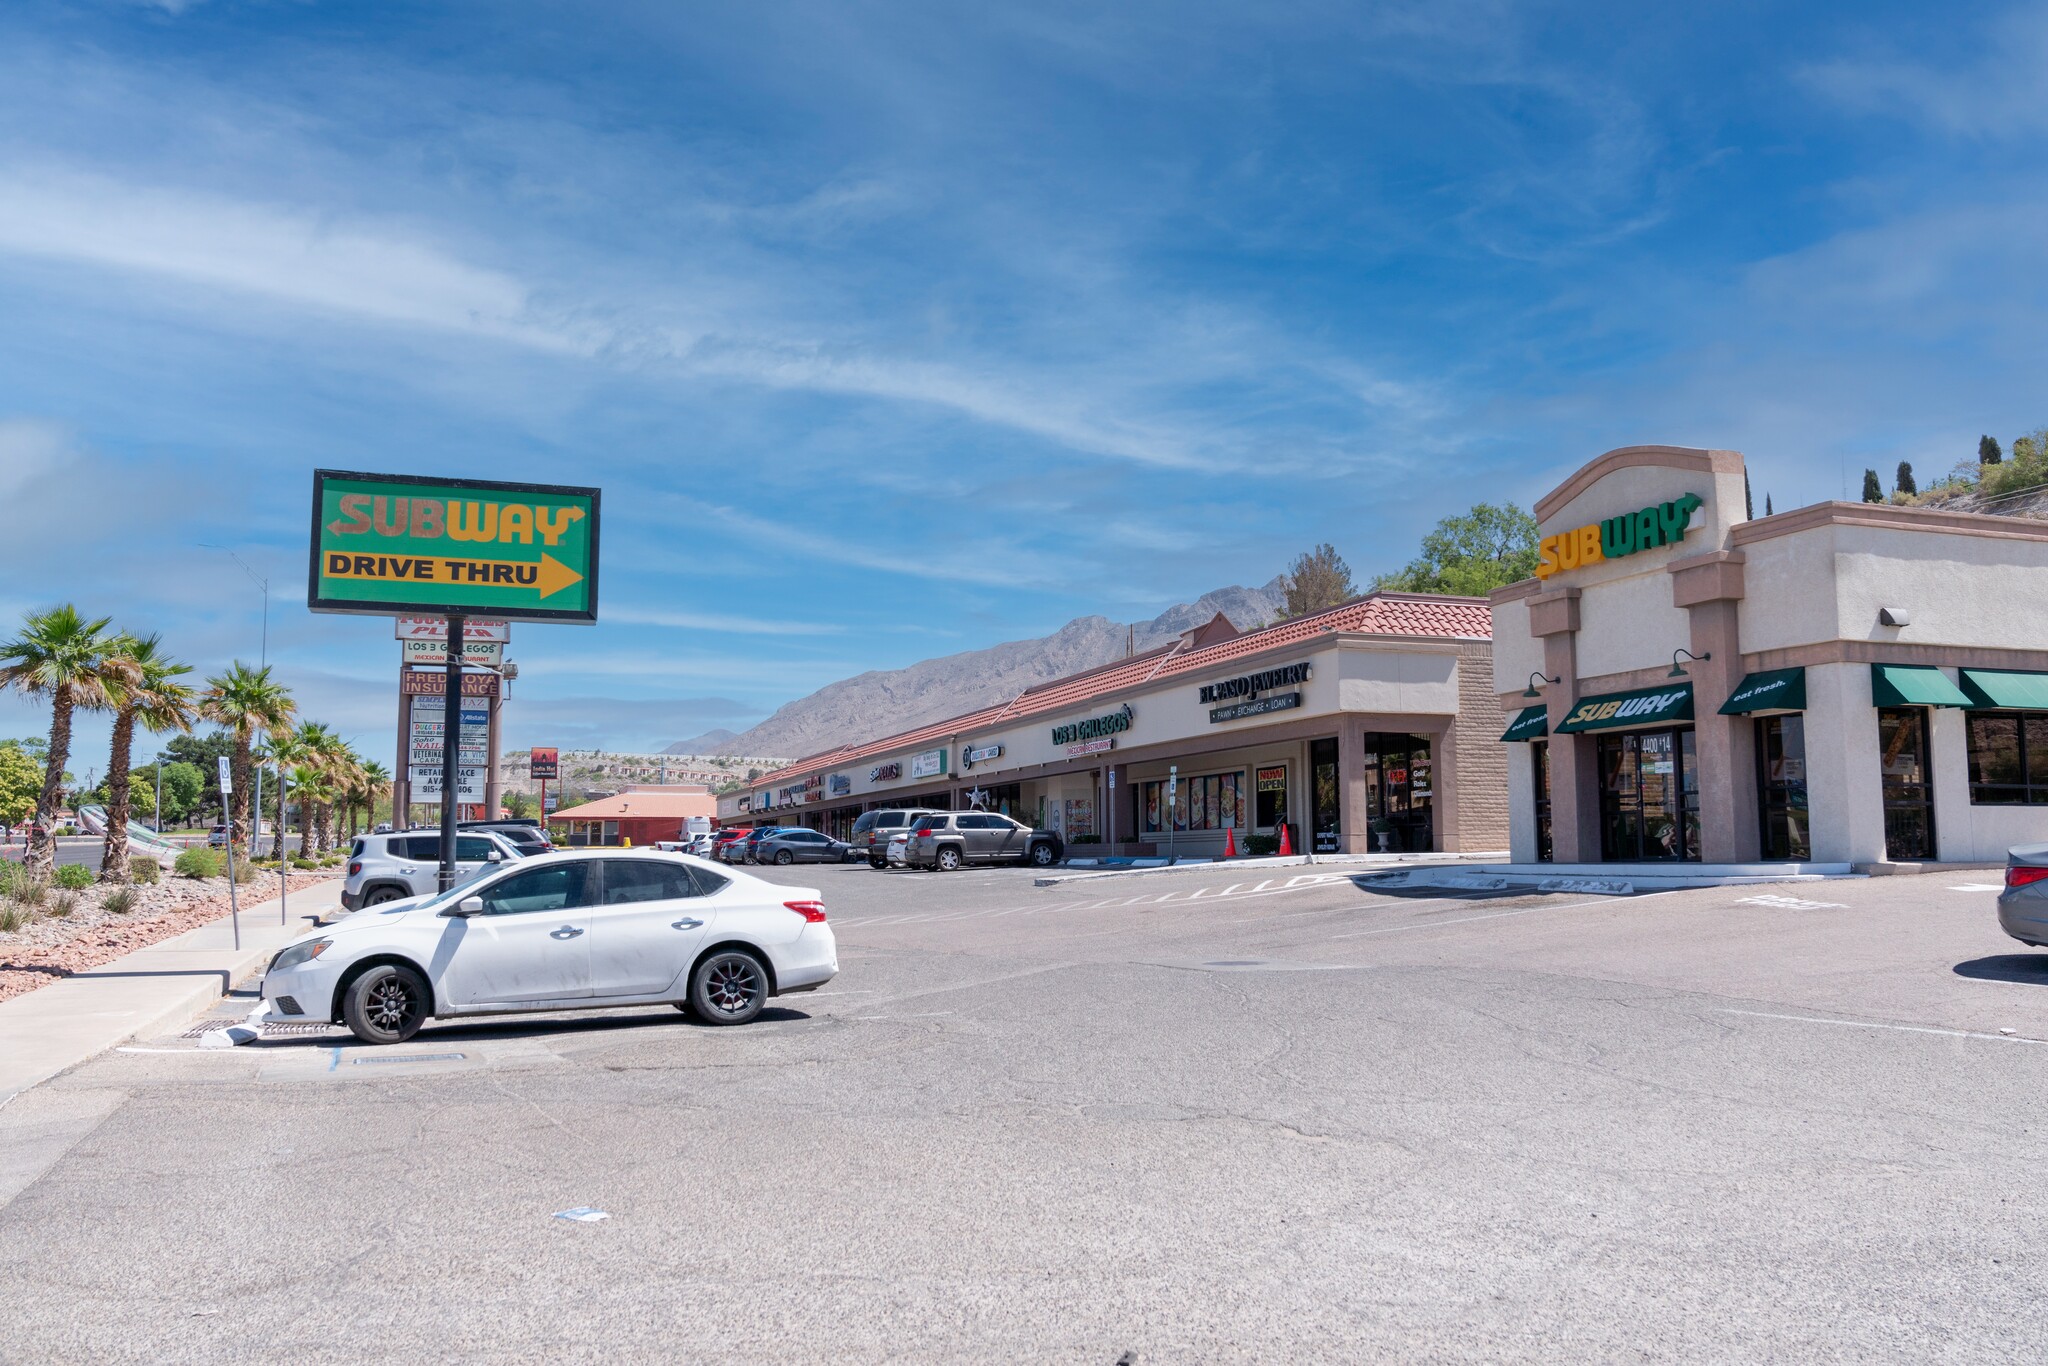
207,825,230,848
1998,843,2048,946
712,829,751,864
754,828,857,866
262,849,837,1043
885,831,912,868
459,819,552,856
905,812,1063,871
849,808,942,869
736,827,787,864
341,829,527,911
685,832,718,857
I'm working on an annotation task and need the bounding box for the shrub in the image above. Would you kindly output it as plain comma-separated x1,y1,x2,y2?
174,847,222,880
48,891,77,918
1244,834,1280,856
130,857,161,885
0,862,19,897
0,903,28,933
1069,834,1101,845
103,886,139,914
292,856,317,870
14,879,46,906
54,863,94,890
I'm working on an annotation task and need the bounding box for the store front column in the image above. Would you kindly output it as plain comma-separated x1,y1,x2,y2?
1532,587,1600,862
1339,715,1371,853
1672,552,1758,862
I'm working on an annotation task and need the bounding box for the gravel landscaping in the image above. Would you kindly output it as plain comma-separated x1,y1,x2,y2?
0,872,338,1005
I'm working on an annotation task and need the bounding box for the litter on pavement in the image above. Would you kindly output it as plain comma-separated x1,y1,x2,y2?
553,1207,610,1223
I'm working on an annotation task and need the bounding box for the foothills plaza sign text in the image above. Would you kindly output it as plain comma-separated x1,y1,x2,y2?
310,471,600,623
1535,493,1703,580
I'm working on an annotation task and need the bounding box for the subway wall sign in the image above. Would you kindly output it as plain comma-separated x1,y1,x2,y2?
310,470,600,622
1535,493,1703,580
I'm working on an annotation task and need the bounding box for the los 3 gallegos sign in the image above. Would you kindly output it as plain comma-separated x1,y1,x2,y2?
309,471,601,623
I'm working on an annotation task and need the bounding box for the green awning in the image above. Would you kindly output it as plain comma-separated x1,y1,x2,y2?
1870,664,1970,708
1960,669,2048,710
1500,705,1549,742
1556,683,1694,734
1719,667,1806,714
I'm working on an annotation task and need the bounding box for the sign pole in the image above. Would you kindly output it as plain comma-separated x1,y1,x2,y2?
1167,764,1178,865
217,756,241,951
437,613,465,891
279,764,290,926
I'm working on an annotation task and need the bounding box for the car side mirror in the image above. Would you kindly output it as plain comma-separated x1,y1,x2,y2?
447,896,486,918
487,851,503,862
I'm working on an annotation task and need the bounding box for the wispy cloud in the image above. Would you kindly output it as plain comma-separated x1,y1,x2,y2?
602,604,847,636
1800,9,2048,138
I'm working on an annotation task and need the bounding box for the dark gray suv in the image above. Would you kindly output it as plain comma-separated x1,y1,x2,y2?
755,828,857,866
849,808,942,869
906,812,1063,872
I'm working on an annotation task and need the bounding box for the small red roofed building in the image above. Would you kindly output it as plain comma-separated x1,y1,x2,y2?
550,784,717,847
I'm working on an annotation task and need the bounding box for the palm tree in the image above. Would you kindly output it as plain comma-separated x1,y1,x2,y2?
355,760,392,836
261,728,309,859
99,635,198,882
290,722,347,855
289,763,329,862
0,606,120,881
200,663,296,854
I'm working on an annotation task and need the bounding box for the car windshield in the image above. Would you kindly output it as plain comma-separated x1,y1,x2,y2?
911,816,943,831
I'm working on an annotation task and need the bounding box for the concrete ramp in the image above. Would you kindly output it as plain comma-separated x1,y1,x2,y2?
1370,861,1857,896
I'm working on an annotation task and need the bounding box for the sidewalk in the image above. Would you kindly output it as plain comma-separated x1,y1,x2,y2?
0,880,341,1102
1035,849,1505,888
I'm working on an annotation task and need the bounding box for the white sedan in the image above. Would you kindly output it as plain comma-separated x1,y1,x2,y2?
261,849,837,1044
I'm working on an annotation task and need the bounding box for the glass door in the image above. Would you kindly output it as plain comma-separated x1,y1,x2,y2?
1532,741,1553,863
1755,715,1811,859
1361,734,1435,852
1309,738,1341,853
1597,728,1699,862
1878,708,1935,860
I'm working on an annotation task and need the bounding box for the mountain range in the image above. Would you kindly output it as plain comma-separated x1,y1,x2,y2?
667,578,1290,762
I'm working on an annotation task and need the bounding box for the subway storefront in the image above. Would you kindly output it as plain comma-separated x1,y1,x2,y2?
1495,444,2048,866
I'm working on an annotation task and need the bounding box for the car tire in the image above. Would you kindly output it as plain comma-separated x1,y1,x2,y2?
869,856,886,870
342,963,429,1045
689,949,769,1025
1029,842,1057,867
935,846,961,872
775,849,794,866
363,885,407,906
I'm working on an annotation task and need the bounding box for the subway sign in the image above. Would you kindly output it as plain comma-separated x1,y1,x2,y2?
1535,493,1703,580
1051,704,1133,747
310,471,600,622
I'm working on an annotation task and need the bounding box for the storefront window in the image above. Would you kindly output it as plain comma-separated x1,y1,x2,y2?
1967,712,2048,804
1597,728,1699,862
1254,766,1287,830
1532,741,1552,863
1362,734,1433,853
1879,708,1935,859
1139,773,1243,833
1310,738,1341,853
1755,715,1810,860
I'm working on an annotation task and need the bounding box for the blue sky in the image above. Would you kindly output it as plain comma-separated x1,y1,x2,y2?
3,0,2045,774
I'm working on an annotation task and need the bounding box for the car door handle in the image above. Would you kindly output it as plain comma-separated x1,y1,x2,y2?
671,918,703,930
550,926,585,939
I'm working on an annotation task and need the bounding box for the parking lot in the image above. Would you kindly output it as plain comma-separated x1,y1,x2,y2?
3,860,2047,1361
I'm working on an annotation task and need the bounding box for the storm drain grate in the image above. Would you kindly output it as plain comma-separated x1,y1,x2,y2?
180,1021,334,1038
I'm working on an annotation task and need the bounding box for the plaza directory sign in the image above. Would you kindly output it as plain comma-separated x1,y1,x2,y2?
308,471,600,623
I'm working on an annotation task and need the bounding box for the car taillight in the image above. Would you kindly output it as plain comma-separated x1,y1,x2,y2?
348,861,362,876
2007,865,2048,889
784,900,827,923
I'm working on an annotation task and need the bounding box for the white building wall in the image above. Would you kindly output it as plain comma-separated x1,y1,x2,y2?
1505,742,1538,863
1929,701,2048,862
1574,569,1695,681
1489,598,1541,696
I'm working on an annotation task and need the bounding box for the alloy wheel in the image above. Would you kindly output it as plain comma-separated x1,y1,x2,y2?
703,956,763,1017
365,976,418,1032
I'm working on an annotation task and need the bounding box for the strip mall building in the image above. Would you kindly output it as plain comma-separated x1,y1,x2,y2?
1493,445,2048,867
719,596,1509,857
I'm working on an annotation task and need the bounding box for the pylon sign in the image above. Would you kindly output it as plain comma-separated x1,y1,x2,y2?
309,471,600,623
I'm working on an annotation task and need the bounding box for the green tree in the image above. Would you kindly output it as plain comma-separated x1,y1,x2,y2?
158,760,205,824
1280,543,1357,617
200,663,297,852
0,741,41,828
163,732,233,823
1862,469,1883,502
1895,460,1917,496
1744,471,1754,520
99,634,198,882
0,606,121,880
503,790,535,820
1765,494,1774,516
1981,434,2003,465
1376,503,1541,596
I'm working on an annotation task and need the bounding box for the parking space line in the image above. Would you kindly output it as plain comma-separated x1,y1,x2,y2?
1718,1009,2046,1045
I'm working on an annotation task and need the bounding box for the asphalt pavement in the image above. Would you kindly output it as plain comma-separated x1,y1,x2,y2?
1,861,2045,1361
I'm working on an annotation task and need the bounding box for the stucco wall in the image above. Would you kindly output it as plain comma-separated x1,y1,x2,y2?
1489,596,1542,696
1505,742,1539,863
1802,662,1887,864
1574,568,1695,681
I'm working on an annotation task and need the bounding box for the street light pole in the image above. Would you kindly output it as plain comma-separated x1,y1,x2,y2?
202,546,270,858
154,752,164,835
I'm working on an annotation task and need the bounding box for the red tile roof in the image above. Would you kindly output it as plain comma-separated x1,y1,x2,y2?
751,592,1490,786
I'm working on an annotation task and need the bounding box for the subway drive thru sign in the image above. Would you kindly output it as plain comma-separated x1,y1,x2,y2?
309,471,600,623
309,469,600,890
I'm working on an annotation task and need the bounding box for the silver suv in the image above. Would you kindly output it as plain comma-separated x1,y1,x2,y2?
342,829,525,910
849,808,942,869
906,812,1064,872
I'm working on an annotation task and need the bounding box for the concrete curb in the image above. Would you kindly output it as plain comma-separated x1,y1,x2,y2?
0,880,342,1102
1034,851,1503,888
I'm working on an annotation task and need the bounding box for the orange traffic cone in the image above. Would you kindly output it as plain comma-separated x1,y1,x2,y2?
1224,826,1237,859
1276,822,1293,857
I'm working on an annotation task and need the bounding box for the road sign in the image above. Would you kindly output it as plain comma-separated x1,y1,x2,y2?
217,756,233,794
409,696,488,803
530,747,559,780
395,617,510,642
310,471,600,623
